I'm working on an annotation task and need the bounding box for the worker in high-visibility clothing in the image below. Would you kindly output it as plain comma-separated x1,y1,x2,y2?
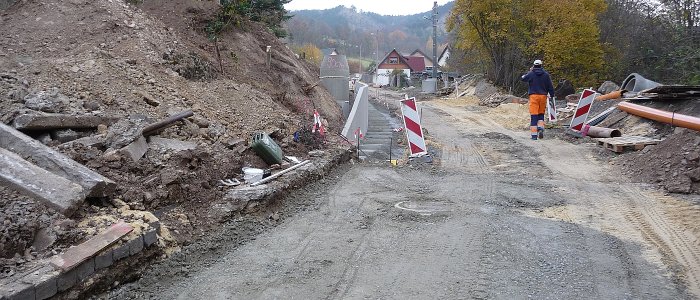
521,59,555,140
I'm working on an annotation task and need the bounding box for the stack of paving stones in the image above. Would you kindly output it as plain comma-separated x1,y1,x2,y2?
0,221,160,300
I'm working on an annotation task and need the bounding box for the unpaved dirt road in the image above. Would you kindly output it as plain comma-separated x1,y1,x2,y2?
107,94,700,299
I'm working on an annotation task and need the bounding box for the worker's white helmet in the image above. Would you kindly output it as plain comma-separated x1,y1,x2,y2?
533,59,543,66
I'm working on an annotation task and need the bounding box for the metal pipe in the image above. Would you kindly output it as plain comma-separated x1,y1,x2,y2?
250,160,311,187
617,102,700,132
586,126,622,138
142,110,194,136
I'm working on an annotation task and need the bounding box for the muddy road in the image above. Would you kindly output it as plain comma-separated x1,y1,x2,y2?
105,95,700,299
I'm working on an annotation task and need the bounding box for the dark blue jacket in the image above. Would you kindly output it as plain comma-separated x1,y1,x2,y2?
521,67,555,97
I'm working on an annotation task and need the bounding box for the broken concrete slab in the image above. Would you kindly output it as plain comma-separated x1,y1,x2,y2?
223,185,275,211
12,113,120,130
119,136,148,161
23,88,68,113
0,123,116,197
148,137,197,152
49,221,133,272
0,147,85,216
51,129,79,143
59,134,106,148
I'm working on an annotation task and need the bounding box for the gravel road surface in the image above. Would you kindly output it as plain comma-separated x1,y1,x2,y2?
105,95,698,299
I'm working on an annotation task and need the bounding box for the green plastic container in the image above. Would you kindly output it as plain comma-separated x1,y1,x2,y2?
250,132,283,165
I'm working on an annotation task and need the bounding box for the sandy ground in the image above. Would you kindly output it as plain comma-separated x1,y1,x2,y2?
101,92,700,299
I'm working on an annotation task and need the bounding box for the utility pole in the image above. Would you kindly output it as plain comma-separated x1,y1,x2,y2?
431,1,438,80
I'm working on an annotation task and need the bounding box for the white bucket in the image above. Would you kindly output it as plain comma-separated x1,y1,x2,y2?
242,167,264,183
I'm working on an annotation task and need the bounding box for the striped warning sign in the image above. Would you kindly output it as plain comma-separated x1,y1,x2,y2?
570,89,598,131
400,97,427,157
546,96,557,122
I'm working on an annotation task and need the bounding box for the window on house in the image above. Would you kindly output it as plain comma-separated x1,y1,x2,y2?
389,57,398,64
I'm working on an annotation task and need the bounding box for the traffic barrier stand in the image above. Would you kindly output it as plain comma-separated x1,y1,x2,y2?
400,97,428,157
570,89,598,131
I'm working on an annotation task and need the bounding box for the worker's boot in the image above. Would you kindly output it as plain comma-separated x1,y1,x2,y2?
537,127,544,139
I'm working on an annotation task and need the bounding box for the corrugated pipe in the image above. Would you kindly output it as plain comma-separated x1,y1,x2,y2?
617,102,700,132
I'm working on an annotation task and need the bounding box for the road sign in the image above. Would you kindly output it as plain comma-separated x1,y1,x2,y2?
400,97,427,157
570,89,598,131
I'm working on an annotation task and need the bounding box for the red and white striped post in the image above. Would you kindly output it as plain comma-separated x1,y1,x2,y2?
570,89,598,131
546,96,557,123
400,97,428,157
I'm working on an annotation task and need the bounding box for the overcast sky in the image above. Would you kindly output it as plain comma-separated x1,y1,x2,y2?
285,0,453,16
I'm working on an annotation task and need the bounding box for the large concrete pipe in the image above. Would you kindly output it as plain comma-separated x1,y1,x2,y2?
620,73,661,92
586,126,622,138
617,102,700,132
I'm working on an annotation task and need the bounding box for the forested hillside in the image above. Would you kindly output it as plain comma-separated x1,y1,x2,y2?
285,3,454,59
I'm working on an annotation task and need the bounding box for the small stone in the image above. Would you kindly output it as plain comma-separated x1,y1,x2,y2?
135,90,160,107
309,150,325,157
97,124,108,134
83,100,100,111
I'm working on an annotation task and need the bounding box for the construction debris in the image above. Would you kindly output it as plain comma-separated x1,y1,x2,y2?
141,110,194,137
0,123,116,198
0,148,85,216
12,113,119,131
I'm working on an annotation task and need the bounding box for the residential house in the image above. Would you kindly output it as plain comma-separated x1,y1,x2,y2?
373,49,412,86
408,49,435,69
374,48,442,85
438,45,451,68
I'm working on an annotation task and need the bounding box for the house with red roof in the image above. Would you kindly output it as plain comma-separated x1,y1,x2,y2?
373,49,434,86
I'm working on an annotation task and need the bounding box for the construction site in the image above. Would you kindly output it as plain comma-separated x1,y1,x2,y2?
1,0,700,299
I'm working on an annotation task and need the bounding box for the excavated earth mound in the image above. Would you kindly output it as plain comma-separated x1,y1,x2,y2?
0,0,343,276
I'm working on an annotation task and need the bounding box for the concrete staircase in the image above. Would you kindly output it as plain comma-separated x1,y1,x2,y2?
358,102,402,161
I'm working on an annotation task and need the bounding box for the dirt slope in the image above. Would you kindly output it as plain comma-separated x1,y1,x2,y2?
0,0,342,267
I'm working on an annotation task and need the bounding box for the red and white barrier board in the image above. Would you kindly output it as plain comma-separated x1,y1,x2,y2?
570,89,598,131
400,97,427,157
546,96,557,122
312,109,326,136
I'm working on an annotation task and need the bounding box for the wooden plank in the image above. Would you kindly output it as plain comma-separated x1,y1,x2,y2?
50,221,133,272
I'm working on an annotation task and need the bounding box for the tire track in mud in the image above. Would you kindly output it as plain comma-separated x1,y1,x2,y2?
467,177,496,299
621,186,700,296
440,140,488,170
325,231,371,300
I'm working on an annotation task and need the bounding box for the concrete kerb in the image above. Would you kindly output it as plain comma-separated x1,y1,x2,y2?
219,149,353,218
0,224,161,300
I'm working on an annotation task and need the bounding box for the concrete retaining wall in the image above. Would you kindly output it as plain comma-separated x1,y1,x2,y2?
341,82,369,142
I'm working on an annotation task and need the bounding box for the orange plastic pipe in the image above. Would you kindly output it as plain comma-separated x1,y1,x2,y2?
595,90,624,101
617,102,700,132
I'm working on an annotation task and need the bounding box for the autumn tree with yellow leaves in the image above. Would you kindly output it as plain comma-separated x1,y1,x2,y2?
447,0,607,89
295,43,324,66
